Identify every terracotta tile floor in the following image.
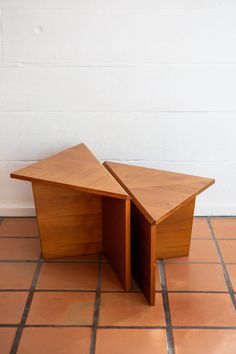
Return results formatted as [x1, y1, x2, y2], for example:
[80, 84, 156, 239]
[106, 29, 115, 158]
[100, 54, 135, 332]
[0, 216, 235, 354]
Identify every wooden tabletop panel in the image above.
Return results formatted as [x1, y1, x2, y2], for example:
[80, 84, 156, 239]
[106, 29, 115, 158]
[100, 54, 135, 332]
[104, 161, 215, 224]
[11, 144, 128, 199]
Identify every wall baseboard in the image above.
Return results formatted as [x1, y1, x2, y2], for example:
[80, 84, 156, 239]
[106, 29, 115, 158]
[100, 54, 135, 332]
[194, 204, 236, 216]
[0, 205, 35, 217]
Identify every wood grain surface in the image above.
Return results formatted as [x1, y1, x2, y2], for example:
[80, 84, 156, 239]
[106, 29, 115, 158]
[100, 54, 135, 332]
[10, 144, 131, 291]
[32, 182, 103, 259]
[104, 160, 215, 304]
[102, 197, 131, 291]
[104, 161, 214, 224]
[156, 198, 195, 259]
[11, 144, 128, 199]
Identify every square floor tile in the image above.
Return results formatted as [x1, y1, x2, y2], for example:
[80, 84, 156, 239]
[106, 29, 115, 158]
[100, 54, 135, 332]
[166, 240, 219, 263]
[169, 293, 236, 326]
[0, 292, 28, 324]
[165, 264, 227, 291]
[27, 292, 95, 325]
[101, 263, 124, 291]
[99, 293, 165, 326]
[101, 263, 140, 292]
[0, 239, 40, 260]
[226, 265, 236, 291]
[96, 329, 167, 354]
[17, 328, 91, 354]
[54, 253, 99, 262]
[173, 329, 236, 354]
[218, 240, 236, 263]
[0, 218, 39, 237]
[36, 263, 99, 290]
[211, 218, 236, 238]
[0, 328, 16, 354]
[0, 263, 36, 289]
[192, 218, 212, 238]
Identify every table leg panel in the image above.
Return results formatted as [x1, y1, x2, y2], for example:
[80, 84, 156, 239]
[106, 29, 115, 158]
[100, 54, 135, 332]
[131, 204, 156, 305]
[102, 197, 131, 291]
[32, 182, 103, 258]
[156, 198, 195, 259]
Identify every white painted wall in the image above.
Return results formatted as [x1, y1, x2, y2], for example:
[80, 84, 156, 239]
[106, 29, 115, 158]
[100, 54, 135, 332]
[0, 0, 236, 216]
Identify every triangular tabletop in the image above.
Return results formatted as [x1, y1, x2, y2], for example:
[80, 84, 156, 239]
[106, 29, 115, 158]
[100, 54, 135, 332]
[11, 144, 128, 199]
[104, 161, 215, 224]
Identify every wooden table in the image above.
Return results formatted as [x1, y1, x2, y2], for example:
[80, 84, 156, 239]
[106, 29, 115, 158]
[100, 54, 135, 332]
[104, 161, 215, 304]
[11, 144, 131, 290]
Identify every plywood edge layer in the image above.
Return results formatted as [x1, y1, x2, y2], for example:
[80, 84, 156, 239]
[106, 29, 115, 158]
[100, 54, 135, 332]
[10, 172, 129, 200]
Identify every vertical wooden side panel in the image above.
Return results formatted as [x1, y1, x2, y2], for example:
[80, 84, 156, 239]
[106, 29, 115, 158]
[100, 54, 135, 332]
[131, 203, 156, 305]
[156, 198, 196, 259]
[102, 197, 131, 291]
[32, 182, 103, 258]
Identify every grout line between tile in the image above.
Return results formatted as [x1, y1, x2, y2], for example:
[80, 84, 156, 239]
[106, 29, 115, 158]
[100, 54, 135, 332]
[97, 325, 167, 329]
[0, 289, 97, 293]
[89, 253, 103, 354]
[165, 290, 229, 294]
[9, 258, 43, 354]
[216, 238, 236, 240]
[24, 324, 92, 328]
[158, 260, 175, 354]
[2, 323, 236, 329]
[97, 325, 236, 329]
[0, 259, 100, 263]
[0, 289, 230, 294]
[172, 326, 236, 330]
[207, 217, 236, 311]
[206, 216, 236, 219]
[0, 324, 19, 328]
[164, 261, 236, 265]
[162, 261, 221, 264]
